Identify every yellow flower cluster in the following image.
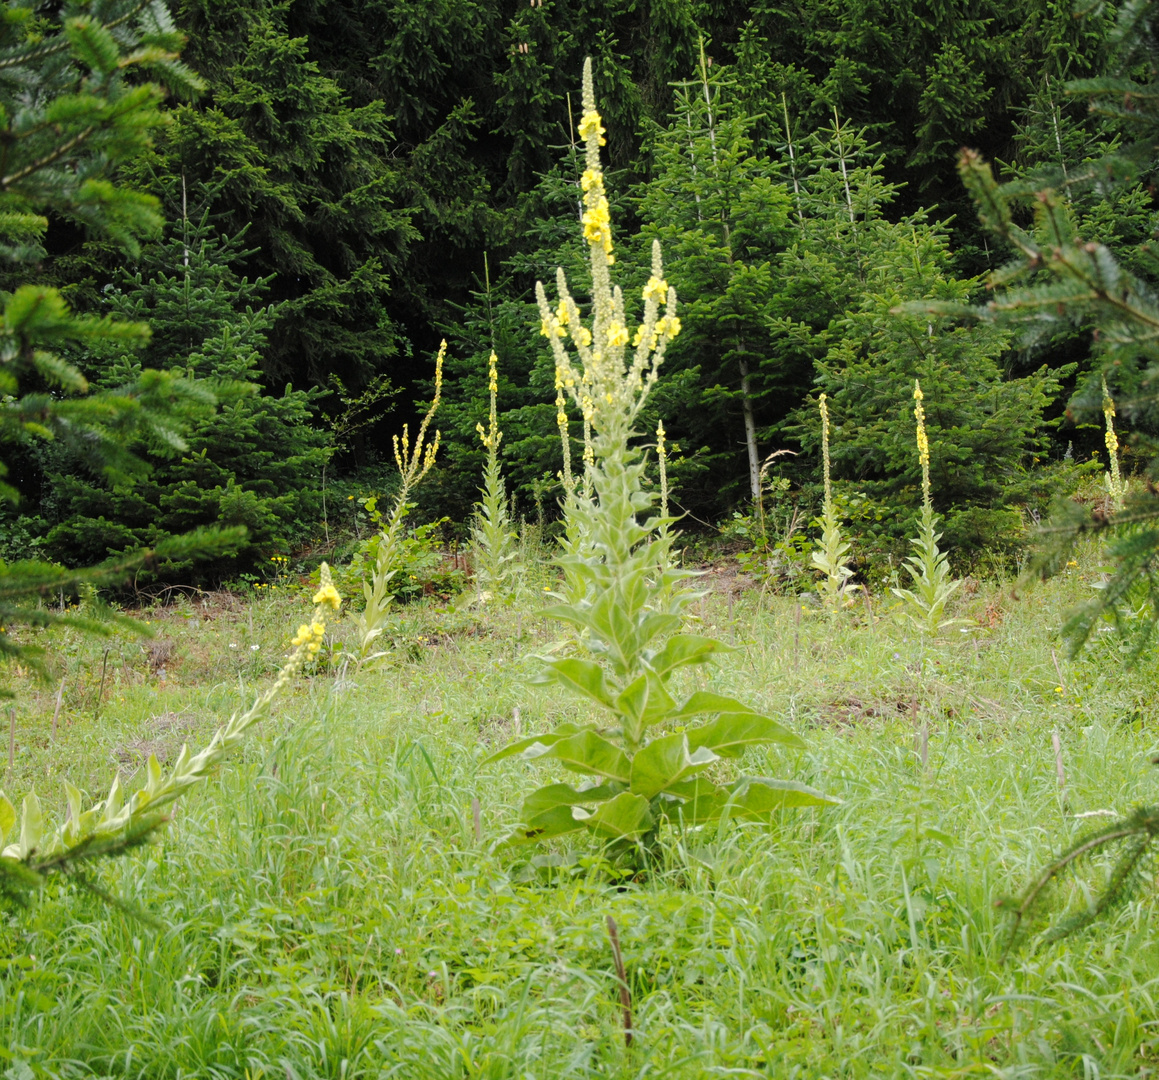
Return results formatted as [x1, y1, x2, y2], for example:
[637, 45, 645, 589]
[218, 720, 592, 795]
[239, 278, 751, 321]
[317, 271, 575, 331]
[582, 194, 613, 262]
[578, 110, 606, 146]
[312, 583, 342, 611]
[291, 620, 326, 654]
[532, 59, 679, 438]
[393, 340, 444, 484]
[642, 276, 668, 302]
[477, 351, 503, 451]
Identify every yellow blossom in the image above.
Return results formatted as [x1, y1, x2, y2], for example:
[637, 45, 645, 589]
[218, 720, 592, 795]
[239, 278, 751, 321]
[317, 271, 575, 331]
[578, 109, 606, 146]
[607, 321, 629, 347]
[656, 315, 681, 338]
[642, 276, 668, 302]
[581, 168, 601, 192]
[575, 326, 592, 347]
[312, 583, 342, 611]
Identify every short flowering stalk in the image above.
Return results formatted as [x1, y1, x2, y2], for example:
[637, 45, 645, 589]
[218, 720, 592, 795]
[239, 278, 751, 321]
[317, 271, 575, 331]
[0, 566, 343, 868]
[892, 381, 965, 634]
[471, 350, 521, 604]
[656, 419, 670, 522]
[1103, 376, 1125, 512]
[810, 394, 858, 607]
[487, 59, 832, 858]
[352, 342, 444, 667]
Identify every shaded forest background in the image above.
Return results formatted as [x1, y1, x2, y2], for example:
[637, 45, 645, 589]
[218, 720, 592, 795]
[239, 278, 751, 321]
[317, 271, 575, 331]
[2, 0, 1147, 582]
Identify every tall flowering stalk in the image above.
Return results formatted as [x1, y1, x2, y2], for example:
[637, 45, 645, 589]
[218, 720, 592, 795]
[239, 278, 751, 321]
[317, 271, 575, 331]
[0, 569, 342, 889]
[1103, 376, 1126, 512]
[351, 342, 444, 666]
[810, 393, 858, 607]
[485, 60, 832, 856]
[892, 381, 963, 634]
[471, 351, 520, 603]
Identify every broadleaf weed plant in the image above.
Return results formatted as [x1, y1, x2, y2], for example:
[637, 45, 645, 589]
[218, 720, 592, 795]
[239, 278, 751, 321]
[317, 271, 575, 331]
[0, 567, 343, 907]
[483, 60, 835, 862]
[471, 350, 521, 605]
[892, 381, 966, 634]
[811, 393, 858, 608]
[349, 342, 444, 668]
[1103, 376, 1126, 513]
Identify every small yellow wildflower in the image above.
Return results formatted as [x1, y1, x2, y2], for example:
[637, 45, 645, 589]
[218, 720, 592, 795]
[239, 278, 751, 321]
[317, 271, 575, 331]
[581, 167, 601, 192]
[574, 326, 592, 347]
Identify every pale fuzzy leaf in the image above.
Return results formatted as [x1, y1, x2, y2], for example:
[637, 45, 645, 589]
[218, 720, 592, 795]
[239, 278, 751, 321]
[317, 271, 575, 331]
[19, 792, 43, 857]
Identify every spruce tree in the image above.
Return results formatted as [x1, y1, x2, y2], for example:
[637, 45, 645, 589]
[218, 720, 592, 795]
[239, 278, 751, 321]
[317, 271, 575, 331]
[636, 52, 793, 509]
[781, 118, 1067, 554]
[39, 193, 328, 580]
[0, 0, 239, 682]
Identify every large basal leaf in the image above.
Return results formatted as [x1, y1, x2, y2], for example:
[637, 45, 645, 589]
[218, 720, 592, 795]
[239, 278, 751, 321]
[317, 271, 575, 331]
[521, 781, 620, 818]
[687, 712, 805, 757]
[727, 777, 839, 818]
[508, 804, 588, 844]
[659, 780, 729, 825]
[647, 635, 731, 679]
[525, 730, 631, 783]
[573, 792, 654, 841]
[531, 657, 615, 708]
[480, 722, 586, 766]
[629, 732, 718, 800]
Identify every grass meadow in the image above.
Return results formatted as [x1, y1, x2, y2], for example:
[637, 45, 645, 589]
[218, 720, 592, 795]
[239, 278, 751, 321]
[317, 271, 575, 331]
[3, 544, 1159, 1079]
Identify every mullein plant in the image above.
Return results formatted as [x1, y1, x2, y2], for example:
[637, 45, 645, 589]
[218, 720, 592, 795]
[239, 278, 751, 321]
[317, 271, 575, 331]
[471, 351, 521, 604]
[811, 394, 858, 607]
[1103, 376, 1126, 513]
[0, 569, 343, 908]
[350, 342, 444, 667]
[892, 381, 965, 634]
[484, 60, 833, 858]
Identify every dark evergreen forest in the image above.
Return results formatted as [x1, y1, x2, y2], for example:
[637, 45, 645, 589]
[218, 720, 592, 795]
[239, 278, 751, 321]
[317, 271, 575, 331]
[1, 0, 1149, 581]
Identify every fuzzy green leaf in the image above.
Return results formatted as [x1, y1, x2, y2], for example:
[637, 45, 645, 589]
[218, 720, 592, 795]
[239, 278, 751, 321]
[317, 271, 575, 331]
[647, 634, 731, 678]
[480, 723, 585, 766]
[533, 657, 615, 708]
[524, 730, 631, 783]
[728, 778, 839, 818]
[687, 713, 805, 757]
[520, 781, 620, 819]
[629, 732, 718, 800]
[573, 792, 654, 841]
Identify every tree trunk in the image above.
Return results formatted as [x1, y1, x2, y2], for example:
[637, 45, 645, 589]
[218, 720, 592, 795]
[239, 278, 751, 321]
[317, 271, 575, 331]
[739, 358, 760, 503]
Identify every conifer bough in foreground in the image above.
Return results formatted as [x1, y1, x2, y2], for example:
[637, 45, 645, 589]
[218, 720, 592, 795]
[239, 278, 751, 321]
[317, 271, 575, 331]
[484, 60, 835, 855]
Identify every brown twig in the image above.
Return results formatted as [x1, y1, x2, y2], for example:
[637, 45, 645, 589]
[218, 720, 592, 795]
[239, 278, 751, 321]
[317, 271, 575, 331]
[606, 915, 633, 1047]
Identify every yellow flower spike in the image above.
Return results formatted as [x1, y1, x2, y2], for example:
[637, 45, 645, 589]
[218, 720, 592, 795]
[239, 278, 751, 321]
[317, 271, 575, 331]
[291, 624, 312, 648]
[575, 326, 591, 348]
[581, 167, 602, 192]
[1103, 375, 1124, 510]
[913, 380, 931, 510]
